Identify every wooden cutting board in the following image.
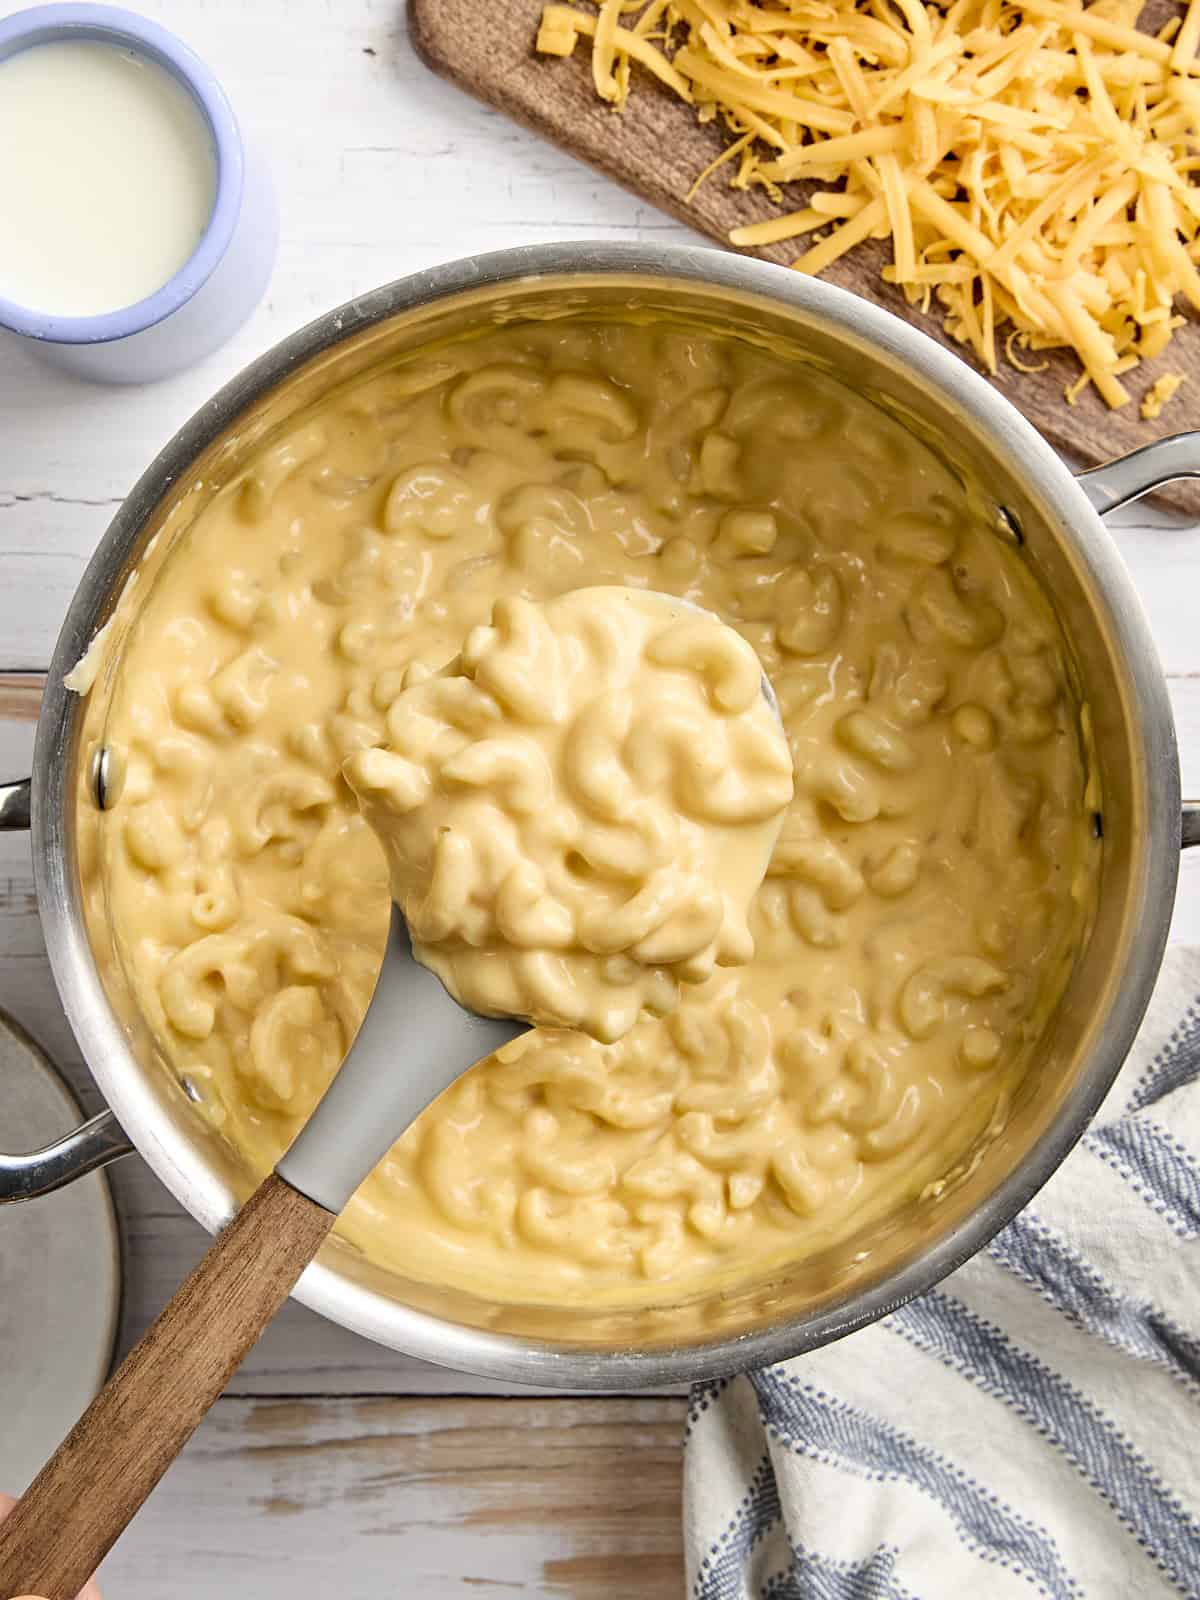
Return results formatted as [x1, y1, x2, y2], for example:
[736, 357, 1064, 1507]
[410, 0, 1200, 514]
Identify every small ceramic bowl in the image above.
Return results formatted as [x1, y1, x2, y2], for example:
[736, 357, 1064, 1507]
[0, 3, 277, 383]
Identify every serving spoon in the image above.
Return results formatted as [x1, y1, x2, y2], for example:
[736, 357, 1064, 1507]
[0, 597, 784, 1600]
[0, 907, 524, 1600]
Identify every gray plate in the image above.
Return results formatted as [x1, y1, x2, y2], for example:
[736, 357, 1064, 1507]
[0, 1016, 121, 1493]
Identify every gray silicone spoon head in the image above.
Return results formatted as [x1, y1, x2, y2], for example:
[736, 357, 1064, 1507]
[276, 905, 524, 1213]
[276, 592, 784, 1216]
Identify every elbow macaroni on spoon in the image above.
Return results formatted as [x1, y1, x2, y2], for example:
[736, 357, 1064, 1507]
[91, 316, 1098, 1305]
[344, 587, 793, 1042]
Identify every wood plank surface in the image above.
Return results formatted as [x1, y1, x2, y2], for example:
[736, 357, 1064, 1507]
[91, 1396, 686, 1599]
[0, 3, 1196, 1589]
[409, 0, 1200, 514]
[0, 1176, 343, 1600]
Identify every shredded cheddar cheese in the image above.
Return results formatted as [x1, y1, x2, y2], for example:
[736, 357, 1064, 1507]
[537, 0, 1200, 407]
[1141, 370, 1186, 415]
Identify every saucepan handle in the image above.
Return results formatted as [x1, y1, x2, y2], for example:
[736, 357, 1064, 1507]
[1073, 438, 1200, 851]
[0, 776, 31, 830]
[0, 773, 136, 1197]
[1075, 430, 1200, 515]
[0, 1110, 134, 1201]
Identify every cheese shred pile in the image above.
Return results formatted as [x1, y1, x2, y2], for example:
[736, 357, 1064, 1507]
[537, 0, 1200, 407]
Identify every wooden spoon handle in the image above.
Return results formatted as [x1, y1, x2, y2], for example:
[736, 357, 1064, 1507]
[0, 1172, 334, 1600]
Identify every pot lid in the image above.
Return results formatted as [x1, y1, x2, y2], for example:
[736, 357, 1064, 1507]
[0, 1012, 122, 1492]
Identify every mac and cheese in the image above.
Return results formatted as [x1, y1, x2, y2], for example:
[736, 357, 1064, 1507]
[345, 586, 792, 1041]
[90, 317, 1098, 1306]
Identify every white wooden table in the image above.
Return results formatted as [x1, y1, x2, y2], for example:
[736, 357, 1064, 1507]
[0, 2, 1197, 1592]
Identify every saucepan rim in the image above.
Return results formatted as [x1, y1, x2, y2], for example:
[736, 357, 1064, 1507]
[28, 241, 1182, 1386]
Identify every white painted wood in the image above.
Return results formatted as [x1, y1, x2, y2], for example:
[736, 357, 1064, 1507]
[93, 1396, 686, 1599]
[1102, 511, 1200, 680]
[0, 4, 1198, 1577]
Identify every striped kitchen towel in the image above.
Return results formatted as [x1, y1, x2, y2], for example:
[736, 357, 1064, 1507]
[684, 948, 1200, 1599]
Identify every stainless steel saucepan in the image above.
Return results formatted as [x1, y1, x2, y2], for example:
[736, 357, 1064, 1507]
[1, 241, 1197, 1388]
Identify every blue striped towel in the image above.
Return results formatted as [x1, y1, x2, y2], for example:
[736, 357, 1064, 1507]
[684, 948, 1200, 1599]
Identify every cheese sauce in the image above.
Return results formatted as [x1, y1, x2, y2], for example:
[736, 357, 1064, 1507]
[91, 317, 1098, 1306]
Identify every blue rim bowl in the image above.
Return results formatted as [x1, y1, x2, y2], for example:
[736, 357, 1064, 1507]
[0, 3, 243, 345]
